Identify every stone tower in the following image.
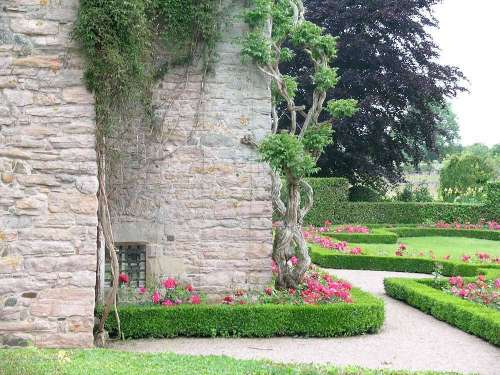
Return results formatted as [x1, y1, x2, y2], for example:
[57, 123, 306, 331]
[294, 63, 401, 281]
[0, 0, 272, 347]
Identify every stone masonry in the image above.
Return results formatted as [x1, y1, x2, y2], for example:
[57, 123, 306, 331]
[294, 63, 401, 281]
[0, 1, 98, 348]
[108, 0, 273, 297]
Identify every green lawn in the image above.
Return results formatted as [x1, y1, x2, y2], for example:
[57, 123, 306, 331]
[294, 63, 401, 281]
[348, 237, 500, 262]
[0, 348, 461, 375]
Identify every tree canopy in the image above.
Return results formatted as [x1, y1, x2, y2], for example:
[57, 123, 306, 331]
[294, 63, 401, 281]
[281, 0, 466, 187]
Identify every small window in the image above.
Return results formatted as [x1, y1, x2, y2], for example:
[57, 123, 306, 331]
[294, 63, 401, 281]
[105, 243, 146, 288]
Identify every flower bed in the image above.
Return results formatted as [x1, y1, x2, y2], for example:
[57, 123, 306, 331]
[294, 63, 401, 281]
[444, 275, 499, 310]
[387, 227, 500, 241]
[310, 244, 500, 277]
[97, 286, 384, 339]
[384, 277, 500, 346]
[102, 266, 384, 339]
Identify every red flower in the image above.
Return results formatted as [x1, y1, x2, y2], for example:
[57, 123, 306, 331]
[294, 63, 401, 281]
[462, 255, 471, 263]
[163, 277, 177, 289]
[271, 260, 278, 274]
[118, 273, 129, 284]
[235, 289, 245, 297]
[477, 275, 486, 282]
[288, 288, 296, 296]
[190, 295, 201, 305]
[223, 295, 233, 304]
[264, 287, 273, 296]
[138, 287, 146, 294]
[185, 284, 193, 292]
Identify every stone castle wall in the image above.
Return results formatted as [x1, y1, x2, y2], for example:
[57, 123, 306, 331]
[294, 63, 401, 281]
[0, 1, 98, 347]
[108, 0, 273, 297]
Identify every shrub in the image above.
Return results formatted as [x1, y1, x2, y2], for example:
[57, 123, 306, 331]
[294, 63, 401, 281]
[306, 202, 498, 226]
[96, 287, 384, 339]
[485, 181, 500, 210]
[326, 229, 398, 244]
[388, 227, 500, 241]
[348, 185, 383, 202]
[384, 278, 500, 346]
[395, 183, 433, 202]
[310, 245, 500, 277]
[439, 153, 496, 203]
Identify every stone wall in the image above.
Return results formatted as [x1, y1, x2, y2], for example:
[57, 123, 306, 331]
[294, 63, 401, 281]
[108, 0, 273, 297]
[0, 1, 98, 347]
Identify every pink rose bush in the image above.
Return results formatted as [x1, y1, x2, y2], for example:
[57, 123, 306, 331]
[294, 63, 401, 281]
[303, 226, 363, 255]
[445, 275, 499, 310]
[335, 225, 369, 234]
[434, 220, 500, 231]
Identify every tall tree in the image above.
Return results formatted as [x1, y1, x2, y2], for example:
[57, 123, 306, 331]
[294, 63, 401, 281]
[282, 0, 466, 186]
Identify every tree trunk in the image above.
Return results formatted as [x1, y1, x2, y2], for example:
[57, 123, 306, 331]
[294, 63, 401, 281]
[272, 177, 311, 289]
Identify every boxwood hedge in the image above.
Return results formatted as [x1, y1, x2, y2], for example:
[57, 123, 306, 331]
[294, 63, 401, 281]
[326, 229, 398, 244]
[387, 227, 500, 241]
[384, 278, 500, 346]
[310, 245, 500, 277]
[97, 288, 384, 339]
[305, 202, 498, 226]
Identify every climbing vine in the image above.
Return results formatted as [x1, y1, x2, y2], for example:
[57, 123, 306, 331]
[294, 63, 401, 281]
[242, 0, 358, 289]
[73, 0, 220, 345]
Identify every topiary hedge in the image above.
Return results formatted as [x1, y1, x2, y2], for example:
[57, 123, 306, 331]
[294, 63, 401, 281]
[388, 227, 500, 241]
[310, 245, 500, 277]
[305, 202, 499, 226]
[326, 229, 398, 244]
[384, 278, 500, 346]
[97, 288, 384, 339]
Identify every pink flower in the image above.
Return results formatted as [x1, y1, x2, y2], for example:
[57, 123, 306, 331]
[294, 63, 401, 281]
[271, 260, 278, 274]
[443, 255, 450, 260]
[477, 275, 486, 282]
[462, 255, 471, 263]
[190, 295, 201, 305]
[288, 288, 296, 295]
[235, 289, 245, 297]
[350, 247, 362, 255]
[398, 243, 407, 250]
[395, 250, 404, 257]
[138, 287, 146, 294]
[324, 220, 332, 227]
[163, 277, 177, 289]
[477, 252, 490, 261]
[458, 289, 468, 297]
[290, 256, 298, 266]
[449, 276, 463, 288]
[264, 287, 273, 296]
[118, 273, 129, 284]
[495, 279, 500, 289]
[152, 290, 160, 304]
[185, 284, 193, 292]
[162, 299, 174, 307]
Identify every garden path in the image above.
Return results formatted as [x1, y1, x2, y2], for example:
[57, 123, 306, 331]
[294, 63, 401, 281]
[109, 270, 500, 375]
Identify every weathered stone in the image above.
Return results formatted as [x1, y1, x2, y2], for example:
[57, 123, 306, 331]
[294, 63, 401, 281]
[62, 86, 94, 104]
[10, 19, 59, 36]
[1, 336, 31, 347]
[21, 292, 37, 298]
[12, 56, 61, 71]
[4, 297, 17, 307]
[1, 173, 14, 184]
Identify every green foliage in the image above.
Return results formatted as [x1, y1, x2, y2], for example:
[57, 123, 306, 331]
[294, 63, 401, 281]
[313, 66, 339, 92]
[349, 185, 384, 202]
[302, 124, 334, 156]
[485, 181, 500, 208]
[326, 229, 398, 244]
[282, 75, 299, 98]
[304, 202, 498, 226]
[290, 21, 338, 59]
[259, 133, 317, 178]
[241, 31, 272, 65]
[384, 278, 500, 346]
[310, 245, 500, 278]
[74, 0, 219, 132]
[96, 289, 384, 339]
[299, 178, 350, 223]
[439, 153, 496, 203]
[326, 99, 359, 119]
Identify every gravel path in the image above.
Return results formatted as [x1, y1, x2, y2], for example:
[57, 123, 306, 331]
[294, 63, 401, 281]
[109, 270, 500, 374]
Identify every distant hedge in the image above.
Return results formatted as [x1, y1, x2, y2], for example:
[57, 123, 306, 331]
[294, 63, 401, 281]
[326, 229, 398, 244]
[310, 245, 500, 277]
[388, 227, 500, 241]
[384, 278, 500, 346]
[304, 202, 499, 226]
[97, 288, 384, 339]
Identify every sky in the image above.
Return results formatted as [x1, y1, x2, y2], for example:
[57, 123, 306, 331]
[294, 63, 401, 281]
[432, 0, 500, 146]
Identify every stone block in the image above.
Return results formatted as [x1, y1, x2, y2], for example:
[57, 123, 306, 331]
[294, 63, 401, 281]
[10, 19, 59, 36]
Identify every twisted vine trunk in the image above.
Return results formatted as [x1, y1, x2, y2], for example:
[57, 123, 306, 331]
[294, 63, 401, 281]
[272, 173, 312, 289]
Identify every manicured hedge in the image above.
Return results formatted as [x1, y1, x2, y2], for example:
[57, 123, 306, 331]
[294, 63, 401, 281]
[305, 202, 498, 226]
[97, 288, 384, 339]
[384, 278, 500, 346]
[310, 245, 500, 277]
[388, 227, 500, 241]
[302, 178, 350, 225]
[326, 229, 398, 244]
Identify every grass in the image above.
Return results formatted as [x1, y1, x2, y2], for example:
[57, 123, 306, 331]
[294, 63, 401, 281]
[0, 348, 462, 375]
[342, 236, 500, 262]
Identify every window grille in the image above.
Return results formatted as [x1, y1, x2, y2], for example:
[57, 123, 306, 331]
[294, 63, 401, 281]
[105, 243, 146, 288]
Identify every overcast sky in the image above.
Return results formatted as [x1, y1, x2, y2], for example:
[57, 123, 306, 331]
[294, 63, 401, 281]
[432, 0, 500, 146]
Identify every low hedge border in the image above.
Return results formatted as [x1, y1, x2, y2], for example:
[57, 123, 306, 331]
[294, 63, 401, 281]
[97, 288, 384, 339]
[310, 245, 500, 277]
[326, 229, 398, 244]
[387, 227, 500, 241]
[384, 277, 500, 346]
